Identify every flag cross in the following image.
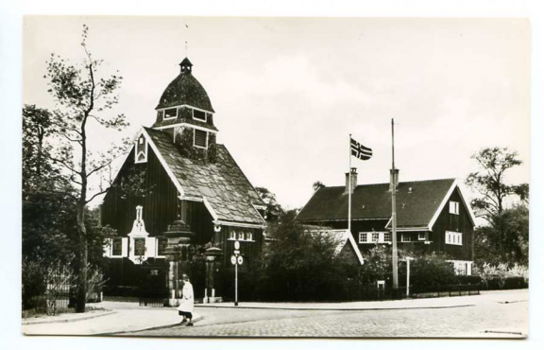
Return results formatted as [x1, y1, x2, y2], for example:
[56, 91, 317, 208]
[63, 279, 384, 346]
[350, 138, 373, 160]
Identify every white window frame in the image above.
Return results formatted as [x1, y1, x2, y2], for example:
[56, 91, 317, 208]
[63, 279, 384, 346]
[401, 233, 412, 242]
[246, 231, 253, 241]
[383, 232, 392, 242]
[418, 232, 426, 241]
[445, 230, 463, 246]
[449, 201, 460, 215]
[193, 128, 209, 149]
[359, 232, 390, 244]
[111, 237, 123, 257]
[163, 107, 178, 120]
[192, 108, 207, 122]
[134, 134, 148, 164]
[228, 230, 236, 240]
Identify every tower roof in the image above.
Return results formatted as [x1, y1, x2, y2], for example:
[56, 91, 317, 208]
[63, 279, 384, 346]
[155, 57, 215, 112]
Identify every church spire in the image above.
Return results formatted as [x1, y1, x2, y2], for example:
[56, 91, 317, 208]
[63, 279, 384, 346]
[179, 57, 193, 74]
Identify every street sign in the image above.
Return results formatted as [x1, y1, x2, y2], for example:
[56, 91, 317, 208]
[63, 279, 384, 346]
[234, 249, 240, 255]
[237, 255, 244, 265]
[230, 255, 237, 265]
[234, 240, 240, 250]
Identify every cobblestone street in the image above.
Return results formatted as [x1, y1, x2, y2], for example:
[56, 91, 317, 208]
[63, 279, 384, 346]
[124, 291, 527, 338]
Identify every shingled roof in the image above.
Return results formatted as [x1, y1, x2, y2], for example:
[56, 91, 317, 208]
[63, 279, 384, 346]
[297, 179, 458, 229]
[155, 60, 215, 112]
[143, 128, 265, 225]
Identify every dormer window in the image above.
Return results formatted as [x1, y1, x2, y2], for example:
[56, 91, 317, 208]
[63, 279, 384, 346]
[193, 129, 208, 149]
[135, 134, 148, 163]
[192, 109, 207, 122]
[163, 108, 177, 120]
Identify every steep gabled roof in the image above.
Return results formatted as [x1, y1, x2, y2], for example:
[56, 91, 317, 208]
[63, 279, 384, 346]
[142, 127, 265, 226]
[297, 178, 465, 229]
[303, 226, 364, 265]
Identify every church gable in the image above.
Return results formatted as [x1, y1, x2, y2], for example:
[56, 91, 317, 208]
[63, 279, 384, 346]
[143, 127, 265, 226]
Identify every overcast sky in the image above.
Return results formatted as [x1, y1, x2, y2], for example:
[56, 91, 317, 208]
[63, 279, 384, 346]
[23, 16, 530, 209]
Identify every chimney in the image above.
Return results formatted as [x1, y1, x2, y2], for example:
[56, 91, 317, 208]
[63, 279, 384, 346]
[344, 167, 358, 194]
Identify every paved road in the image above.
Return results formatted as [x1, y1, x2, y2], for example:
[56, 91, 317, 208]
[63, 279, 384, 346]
[124, 293, 527, 338]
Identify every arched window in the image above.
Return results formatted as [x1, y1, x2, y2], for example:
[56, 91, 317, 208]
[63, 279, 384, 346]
[135, 134, 148, 164]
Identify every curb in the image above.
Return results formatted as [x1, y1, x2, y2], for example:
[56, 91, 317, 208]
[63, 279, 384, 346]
[195, 303, 476, 311]
[22, 310, 116, 325]
[104, 314, 204, 335]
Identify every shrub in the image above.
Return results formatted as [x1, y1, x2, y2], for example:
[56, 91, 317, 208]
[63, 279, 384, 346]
[22, 258, 47, 310]
[474, 262, 529, 290]
[399, 253, 458, 293]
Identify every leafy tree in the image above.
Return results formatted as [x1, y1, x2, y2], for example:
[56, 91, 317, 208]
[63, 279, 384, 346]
[43, 24, 129, 312]
[255, 187, 283, 223]
[474, 204, 529, 266]
[466, 147, 529, 266]
[257, 210, 351, 301]
[466, 147, 527, 221]
[22, 105, 68, 196]
[312, 180, 325, 192]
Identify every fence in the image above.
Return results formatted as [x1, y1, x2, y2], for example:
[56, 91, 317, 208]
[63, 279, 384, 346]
[138, 297, 168, 307]
[24, 284, 71, 316]
[410, 283, 480, 298]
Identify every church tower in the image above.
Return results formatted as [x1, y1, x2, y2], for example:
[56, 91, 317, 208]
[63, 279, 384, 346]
[152, 57, 218, 161]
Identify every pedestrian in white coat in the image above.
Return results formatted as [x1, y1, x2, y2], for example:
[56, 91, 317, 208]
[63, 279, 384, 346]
[177, 273, 194, 326]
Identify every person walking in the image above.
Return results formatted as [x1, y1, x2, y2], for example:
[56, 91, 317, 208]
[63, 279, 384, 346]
[177, 273, 195, 326]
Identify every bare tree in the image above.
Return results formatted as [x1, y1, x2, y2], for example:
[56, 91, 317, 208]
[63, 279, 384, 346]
[44, 24, 129, 312]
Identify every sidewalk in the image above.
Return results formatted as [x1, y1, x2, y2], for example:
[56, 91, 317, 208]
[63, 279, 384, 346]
[22, 301, 201, 336]
[21, 289, 527, 336]
[197, 289, 528, 311]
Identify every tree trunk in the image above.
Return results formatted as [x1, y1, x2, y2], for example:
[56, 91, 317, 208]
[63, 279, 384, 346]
[75, 202, 87, 312]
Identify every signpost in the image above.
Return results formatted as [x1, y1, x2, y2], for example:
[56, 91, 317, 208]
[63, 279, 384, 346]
[231, 240, 243, 306]
[405, 257, 414, 297]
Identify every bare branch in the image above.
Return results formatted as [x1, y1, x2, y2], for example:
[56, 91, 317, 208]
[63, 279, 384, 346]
[87, 160, 113, 177]
[85, 188, 110, 204]
[46, 154, 80, 175]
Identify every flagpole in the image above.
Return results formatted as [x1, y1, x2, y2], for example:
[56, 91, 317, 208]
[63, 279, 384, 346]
[348, 133, 352, 233]
[391, 118, 399, 291]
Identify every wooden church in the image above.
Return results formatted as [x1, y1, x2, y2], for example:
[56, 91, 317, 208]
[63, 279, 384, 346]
[101, 57, 266, 304]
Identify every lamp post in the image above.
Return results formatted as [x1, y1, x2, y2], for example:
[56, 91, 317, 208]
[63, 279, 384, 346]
[204, 246, 222, 303]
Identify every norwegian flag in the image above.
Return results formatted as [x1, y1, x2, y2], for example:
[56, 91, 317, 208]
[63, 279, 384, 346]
[350, 137, 372, 160]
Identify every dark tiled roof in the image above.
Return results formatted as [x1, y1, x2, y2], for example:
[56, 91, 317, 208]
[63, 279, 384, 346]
[156, 71, 215, 112]
[297, 179, 456, 228]
[144, 128, 265, 225]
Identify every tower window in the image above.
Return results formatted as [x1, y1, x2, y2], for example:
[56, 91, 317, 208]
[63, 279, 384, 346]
[135, 134, 148, 164]
[164, 108, 177, 120]
[192, 109, 207, 122]
[193, 129, 208, 149]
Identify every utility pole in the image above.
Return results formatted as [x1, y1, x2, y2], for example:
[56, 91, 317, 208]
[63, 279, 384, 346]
[348, 134, 352, 233]
[390, 118, 399, 290]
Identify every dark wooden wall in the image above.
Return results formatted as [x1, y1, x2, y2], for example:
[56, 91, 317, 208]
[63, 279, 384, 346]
[429, 187, 474, 261]
[101, 147, 179, 237]
[101, 145, 215, 243]
[298, 187, 474, 261]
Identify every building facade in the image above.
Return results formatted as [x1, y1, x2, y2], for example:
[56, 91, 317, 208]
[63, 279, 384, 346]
[296, 169, 476, 275]
[101, 58, 266, 304]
